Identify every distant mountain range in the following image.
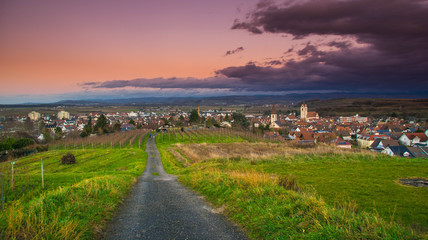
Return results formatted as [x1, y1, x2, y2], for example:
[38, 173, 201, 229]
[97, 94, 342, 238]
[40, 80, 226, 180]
[1, 92, 427, 107]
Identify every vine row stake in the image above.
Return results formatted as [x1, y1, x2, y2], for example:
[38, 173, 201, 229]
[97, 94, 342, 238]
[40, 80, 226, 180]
[41, 158, 44, 189]
[11, 162, 15, 190]
[1, 172, 4, 210]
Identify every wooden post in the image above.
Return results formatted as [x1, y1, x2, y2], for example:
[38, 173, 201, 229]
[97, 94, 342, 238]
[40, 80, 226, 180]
[1, 172, 4, 209]
[41, 158, 44, 189]
[11, 162, 15, 190]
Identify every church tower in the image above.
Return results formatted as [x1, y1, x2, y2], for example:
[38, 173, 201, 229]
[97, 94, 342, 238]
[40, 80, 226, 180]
[300, 104, 308, 122]
[271, 104, 278, 123]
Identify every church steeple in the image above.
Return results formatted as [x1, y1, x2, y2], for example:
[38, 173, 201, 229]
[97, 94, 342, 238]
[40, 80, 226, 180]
[300, 103, 308, 122]
[271, 104, 277, 123]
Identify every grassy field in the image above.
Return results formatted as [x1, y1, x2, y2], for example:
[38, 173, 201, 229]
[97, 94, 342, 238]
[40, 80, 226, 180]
[0, 131, 149, 239]
[156, 129, 427, 239]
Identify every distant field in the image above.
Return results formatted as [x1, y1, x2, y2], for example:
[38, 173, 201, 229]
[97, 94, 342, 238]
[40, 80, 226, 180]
[156, 130, 427, 239]
[305, 98, 428, 118]
[0, 131, 149, 239]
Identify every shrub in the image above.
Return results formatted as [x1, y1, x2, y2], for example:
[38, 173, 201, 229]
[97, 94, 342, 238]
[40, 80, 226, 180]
[12, 138, 34, 149]
[36, 145, 49, 152]
[61, 153, 76, 164]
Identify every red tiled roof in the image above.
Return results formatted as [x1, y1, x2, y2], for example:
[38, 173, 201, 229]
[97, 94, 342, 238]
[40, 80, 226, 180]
[405, 133, 428, 142]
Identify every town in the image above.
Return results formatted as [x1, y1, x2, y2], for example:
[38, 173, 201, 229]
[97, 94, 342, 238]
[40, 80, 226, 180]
[1, 103, 427, 159]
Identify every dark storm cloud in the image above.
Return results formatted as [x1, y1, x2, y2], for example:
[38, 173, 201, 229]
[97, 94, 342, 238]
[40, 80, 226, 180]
[229, 0, 428, 91]
[83, 0, 428, 94]
[265, 60, 283, 65]
[327, 41, 351, 50]
[224, 46, 245, 56]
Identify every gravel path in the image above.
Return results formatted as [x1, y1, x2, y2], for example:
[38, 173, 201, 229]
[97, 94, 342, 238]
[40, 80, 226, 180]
[104, 136, 248, 240]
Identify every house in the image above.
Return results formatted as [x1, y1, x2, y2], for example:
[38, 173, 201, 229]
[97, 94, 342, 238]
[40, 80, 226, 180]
[389, 132, 403, 140]
[45, 123, 57, 133]
[285, 115, 297, 121]
[406, 147, 428, 158]
[270, 121, 286, 129]
[264, 131, 284, 141]
[315, 132, 336, 144]
[336, 130, 352, 141]
[293, 130, 315, 143]
[220, 121, 232, 128]
[332, 137, 352, 149]
[370, 139, 400, 151]
[357, 134, 390, 148]
[398, 133, 428, 146]
[382, 146, 414, 158]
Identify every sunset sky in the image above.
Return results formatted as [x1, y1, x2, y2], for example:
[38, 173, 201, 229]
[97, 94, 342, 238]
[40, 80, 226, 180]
[1, 0, 427, 104]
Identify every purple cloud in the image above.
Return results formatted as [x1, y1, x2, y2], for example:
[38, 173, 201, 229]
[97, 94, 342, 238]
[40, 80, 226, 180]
[228, 0, 428, 91]
[224, 46, 245, 56]
[82, 0, 428, 94]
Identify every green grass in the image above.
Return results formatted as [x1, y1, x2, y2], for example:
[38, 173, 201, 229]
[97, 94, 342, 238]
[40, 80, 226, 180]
[156, 131, 427, 239]
[0, 132, 150, 239]
[190, 154, 428, 232]
[180, 170, 418, 239]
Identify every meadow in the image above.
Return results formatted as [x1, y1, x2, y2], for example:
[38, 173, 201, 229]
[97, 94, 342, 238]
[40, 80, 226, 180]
[156, 128, 428, 239]
[0, 130, 149, 239]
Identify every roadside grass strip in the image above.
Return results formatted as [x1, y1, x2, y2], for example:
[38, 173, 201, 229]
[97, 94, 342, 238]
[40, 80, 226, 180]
[180, 170, 420, 240]
[1, 175, 134, 240]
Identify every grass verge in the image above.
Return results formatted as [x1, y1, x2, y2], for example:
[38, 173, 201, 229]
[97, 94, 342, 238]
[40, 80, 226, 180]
[155, 133, 426, 239]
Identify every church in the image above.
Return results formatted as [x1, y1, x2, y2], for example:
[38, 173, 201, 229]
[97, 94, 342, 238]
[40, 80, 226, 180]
[269, 105, 285, 129]
[300, 104, 319, 122]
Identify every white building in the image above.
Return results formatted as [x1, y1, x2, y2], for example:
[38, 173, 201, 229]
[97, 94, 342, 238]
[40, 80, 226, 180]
[28, 111, 41, 121]
[57, 111, 70, 120]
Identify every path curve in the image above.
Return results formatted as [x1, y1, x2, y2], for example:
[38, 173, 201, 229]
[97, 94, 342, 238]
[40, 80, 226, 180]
[104, 135, 248, 240]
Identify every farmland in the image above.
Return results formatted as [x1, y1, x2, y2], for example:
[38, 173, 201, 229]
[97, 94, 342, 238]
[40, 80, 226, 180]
[156, 128, 428, 239]
[0, 130, 149, 239]
[0, 127, 427, 239]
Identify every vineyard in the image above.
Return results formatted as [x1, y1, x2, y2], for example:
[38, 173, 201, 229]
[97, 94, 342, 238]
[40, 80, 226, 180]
[155, 127, 266, 144]
[0, 129, 150, 239]
[52, 129, 150, 150]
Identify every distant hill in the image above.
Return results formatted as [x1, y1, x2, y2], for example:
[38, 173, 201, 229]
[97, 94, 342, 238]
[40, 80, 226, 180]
[302, 98, 428, 118]
[1, 92, 427, 109]
[48, 92, 428, 106]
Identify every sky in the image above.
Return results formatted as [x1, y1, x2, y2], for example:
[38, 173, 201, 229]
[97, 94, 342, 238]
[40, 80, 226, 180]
[1, 0, 427, 104]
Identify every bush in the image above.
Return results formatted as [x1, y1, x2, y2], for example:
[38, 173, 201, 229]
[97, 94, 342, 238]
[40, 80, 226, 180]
[0, 137, 34, 151]
[61, 153, 77, 164]
[36, 145, 49, 152]
[12, 138, 34, 149]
